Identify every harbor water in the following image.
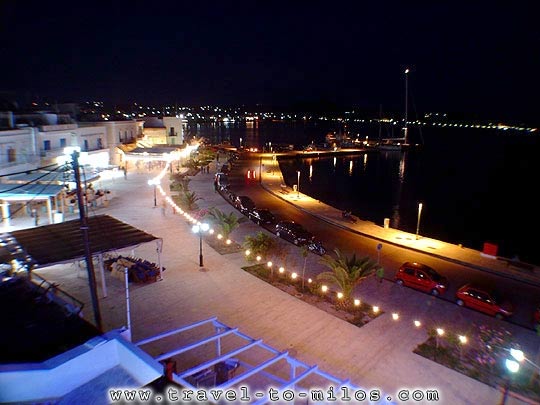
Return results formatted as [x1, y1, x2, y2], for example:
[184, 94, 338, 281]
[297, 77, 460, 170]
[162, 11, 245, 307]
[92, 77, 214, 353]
[186, 121, 540, 265]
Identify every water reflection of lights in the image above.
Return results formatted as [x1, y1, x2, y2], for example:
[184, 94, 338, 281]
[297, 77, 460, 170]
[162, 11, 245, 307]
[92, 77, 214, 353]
[349, 160, 353, 176]
[333, 157, 337, 168]
[363, 153, 368, 170]
[309, 164, 313, 181]
[399, 153, 406, 181]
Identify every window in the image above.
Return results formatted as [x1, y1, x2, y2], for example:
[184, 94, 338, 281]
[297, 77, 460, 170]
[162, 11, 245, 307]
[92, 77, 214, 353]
[97, 138, 103, 149]
[7, 147, 16, 163]
[169, 127, 175, 136]
[60, 138, 67, 148]
[404, 268, 414, 276]
[83, 139, 89, 151]
[119, 131, 122, 142]
[44, 140, 51, 151]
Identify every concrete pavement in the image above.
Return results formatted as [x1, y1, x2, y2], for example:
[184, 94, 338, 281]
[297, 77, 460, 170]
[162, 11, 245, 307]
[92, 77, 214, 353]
[30, 160, 537, 405]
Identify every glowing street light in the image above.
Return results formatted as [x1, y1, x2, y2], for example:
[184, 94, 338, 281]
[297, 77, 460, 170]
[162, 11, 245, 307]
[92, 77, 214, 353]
[148, 179, 158, 207]
[296, 170, 301, 198]
[192, 223, 209, 267]
[415, 202, 423, 240]
[500, 357, 520, 405]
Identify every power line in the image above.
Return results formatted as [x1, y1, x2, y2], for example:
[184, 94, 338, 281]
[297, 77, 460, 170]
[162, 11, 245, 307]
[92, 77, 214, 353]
[0, 162, 59, 178]
[0, 166, 66, 221]
[0, 165, 63, 194]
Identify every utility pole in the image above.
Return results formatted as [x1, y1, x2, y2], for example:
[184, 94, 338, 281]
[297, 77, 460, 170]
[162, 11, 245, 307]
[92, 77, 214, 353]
[72, 151, 103, 331]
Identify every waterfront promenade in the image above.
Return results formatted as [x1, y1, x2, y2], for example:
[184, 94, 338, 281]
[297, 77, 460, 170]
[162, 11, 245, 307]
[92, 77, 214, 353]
[27, 157, 538, 405]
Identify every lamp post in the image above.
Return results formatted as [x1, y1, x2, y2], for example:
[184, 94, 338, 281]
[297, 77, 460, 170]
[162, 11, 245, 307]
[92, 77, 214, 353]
[415, 202, 423, 240]
[499, 358, 520, 405]
[404, 67, 409, 145]
[148, 179, 157, 207]
[192, 223, 209, 267]
[297, 170, 300, 198]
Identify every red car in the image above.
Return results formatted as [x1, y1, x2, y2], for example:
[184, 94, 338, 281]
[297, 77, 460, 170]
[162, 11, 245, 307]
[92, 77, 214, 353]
[394, 262, 448, 296]
[455, 284, 514, 319]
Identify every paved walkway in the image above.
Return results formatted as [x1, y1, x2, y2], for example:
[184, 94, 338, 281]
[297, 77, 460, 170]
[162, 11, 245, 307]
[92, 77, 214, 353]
[28, 160, 537, 405]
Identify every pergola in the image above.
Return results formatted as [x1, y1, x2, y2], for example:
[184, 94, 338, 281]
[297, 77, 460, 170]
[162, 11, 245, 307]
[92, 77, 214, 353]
[135, 317, 395, 404]
[0, 214, 163, 297]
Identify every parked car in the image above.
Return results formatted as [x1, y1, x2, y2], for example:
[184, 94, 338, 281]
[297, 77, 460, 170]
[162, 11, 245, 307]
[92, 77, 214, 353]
[234, 195, 256, 214]
[214, 172, 229, 190]
[307, 239, 327, 255]
[224, 189, 237, 203]
[394, 262, 448, 296]
[248, 208, 275, 225]
[455, 283, 514, 319]
[275, 220, 314, 246]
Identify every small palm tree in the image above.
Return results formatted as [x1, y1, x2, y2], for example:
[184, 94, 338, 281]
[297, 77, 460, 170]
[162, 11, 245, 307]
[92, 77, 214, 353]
[178, 190, 201, 211]
[317, 249, 381, 310]
[243, 231, 276, 262]
[170, 173, 190, 192]
[206, 207, 244, 239]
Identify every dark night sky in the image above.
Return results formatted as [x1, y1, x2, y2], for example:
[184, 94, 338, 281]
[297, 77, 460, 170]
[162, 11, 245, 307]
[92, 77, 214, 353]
[1, 1, 538, 122]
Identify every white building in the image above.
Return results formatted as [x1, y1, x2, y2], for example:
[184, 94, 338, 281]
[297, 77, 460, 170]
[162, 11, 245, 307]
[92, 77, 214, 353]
[79, 119, 143, 166]
[141, 116, 183, 146]
[0, 127, 39, 176]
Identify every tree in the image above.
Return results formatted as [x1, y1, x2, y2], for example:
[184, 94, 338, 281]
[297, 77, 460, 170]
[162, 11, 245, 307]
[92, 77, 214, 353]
[175, 190, 201, 211]
[206, 207, 244, 239]
[317, 249, 381, 309]
[243, 231, 276, 262]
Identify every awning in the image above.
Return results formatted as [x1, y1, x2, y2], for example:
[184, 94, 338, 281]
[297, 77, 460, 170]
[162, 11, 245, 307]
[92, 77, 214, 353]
[4, 170, 100, 186]
[1, 214, 159, 267]
[0, 183, 65, 201]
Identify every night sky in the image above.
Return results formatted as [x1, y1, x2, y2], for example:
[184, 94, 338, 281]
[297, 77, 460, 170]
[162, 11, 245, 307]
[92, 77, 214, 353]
[1, 2, 538, 122]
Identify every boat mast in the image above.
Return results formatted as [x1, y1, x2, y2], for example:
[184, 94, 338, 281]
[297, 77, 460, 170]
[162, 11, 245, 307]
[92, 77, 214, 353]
[404, 68, 409, 145]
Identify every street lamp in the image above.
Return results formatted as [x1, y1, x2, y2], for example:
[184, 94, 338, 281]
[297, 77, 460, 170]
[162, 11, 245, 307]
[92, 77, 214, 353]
[148, 179, 157, 207]
[415, 202, 423, 240]
[192, 223, 209, 267]
[500, 357, 520, 405]
[297, 170, 300, 198]
[404, 68, 409, 145]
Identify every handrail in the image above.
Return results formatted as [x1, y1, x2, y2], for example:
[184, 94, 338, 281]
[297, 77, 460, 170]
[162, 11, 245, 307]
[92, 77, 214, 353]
[30, 272, 84, 315]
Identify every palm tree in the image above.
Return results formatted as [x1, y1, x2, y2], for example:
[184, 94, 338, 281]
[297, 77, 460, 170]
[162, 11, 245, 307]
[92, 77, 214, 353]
[170, 177, 190, 193]
[176, 190, 201, 211]
[206, 207, 244, 239]
[243, 231, 276, 262]
[317, 249, 381, 310]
